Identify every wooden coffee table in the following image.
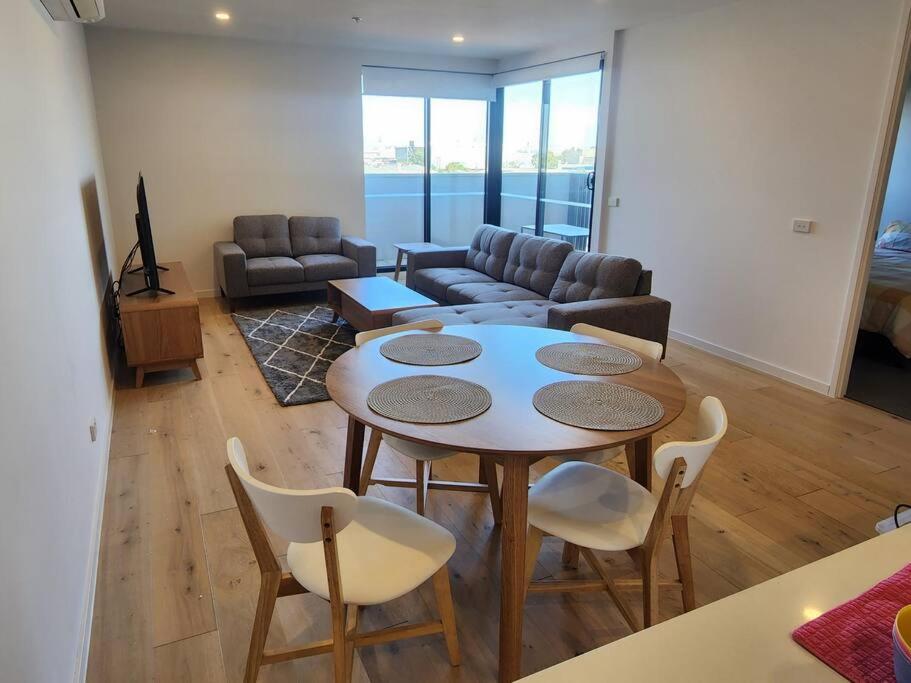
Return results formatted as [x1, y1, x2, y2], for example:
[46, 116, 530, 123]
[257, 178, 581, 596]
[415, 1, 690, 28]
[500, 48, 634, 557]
[326, 276, 439, 332]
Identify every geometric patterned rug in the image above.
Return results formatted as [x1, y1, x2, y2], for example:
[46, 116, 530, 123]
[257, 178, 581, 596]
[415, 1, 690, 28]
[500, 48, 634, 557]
[231, 303, 355, 406]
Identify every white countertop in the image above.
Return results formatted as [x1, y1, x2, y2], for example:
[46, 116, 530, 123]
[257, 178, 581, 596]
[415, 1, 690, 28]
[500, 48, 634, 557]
[521, 525, 911, 682]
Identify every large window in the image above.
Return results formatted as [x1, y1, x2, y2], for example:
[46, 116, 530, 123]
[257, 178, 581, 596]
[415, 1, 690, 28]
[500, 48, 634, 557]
[361, 63, 602, 269]
[500, 82, 543, 233]
[362, 96, 425, 267]
[362, 96, 488, 266]
[430, 99, 488, 247]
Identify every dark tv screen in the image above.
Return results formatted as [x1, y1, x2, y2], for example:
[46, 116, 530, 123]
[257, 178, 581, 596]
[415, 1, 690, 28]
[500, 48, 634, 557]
[136, 174, 159, 290]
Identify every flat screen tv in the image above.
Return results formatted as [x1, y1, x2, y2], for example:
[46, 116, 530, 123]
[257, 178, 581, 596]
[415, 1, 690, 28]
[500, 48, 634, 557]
[126, 174, 173, 296]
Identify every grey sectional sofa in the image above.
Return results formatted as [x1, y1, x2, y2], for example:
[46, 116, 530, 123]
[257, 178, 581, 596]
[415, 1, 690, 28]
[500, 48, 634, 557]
[394, 224, 671, 350]
[214, 215, 376, 310]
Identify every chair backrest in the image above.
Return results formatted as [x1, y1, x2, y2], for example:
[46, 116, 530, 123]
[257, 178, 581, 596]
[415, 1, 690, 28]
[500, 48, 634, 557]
[355, 319, 444, 347]
[465, 224, 517, 280]
[570, 323, 663, 361]
[549, 252, 643, 303]
[289, 216, 342, 256]
[226, 437, 358, 543]
[233, 214, 291, 258]
[653, 396, 727, 488]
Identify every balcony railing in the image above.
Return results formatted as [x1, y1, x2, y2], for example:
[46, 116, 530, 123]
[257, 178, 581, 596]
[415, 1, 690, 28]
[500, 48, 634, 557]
[365, 171, 592, 266]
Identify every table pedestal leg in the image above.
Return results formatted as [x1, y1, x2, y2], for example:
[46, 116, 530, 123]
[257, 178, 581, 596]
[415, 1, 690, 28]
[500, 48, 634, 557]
[499, 457, 530, 682]
[342, 416, 365, 492]
[626, 436, 653, 490]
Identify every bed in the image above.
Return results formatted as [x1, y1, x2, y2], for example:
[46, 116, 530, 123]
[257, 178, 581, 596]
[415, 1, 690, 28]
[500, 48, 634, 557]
[860, 222, 911, 359]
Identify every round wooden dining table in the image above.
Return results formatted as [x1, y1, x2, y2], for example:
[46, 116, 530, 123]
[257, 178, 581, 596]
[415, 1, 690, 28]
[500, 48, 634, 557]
[326, 324, 687, 682]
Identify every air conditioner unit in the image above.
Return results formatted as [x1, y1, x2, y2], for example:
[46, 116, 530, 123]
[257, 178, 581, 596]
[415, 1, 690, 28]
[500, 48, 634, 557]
[40, 0, 105, 23]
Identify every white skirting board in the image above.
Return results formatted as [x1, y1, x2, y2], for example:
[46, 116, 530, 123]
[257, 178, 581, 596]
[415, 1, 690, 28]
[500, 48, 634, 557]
[73, 378, 116, 683]
[668, 329, 831, 395]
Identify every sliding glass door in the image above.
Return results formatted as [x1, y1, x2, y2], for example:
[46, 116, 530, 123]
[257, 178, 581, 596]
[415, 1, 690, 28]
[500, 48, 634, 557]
[498, 68, 602, 251]
[362, 95, 425, 267]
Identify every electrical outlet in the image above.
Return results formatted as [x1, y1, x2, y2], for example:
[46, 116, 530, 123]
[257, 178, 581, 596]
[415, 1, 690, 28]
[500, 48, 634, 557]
[89, 418, 97, 443]
[793, 219, 812, 234]
[607, 196, 621, 208]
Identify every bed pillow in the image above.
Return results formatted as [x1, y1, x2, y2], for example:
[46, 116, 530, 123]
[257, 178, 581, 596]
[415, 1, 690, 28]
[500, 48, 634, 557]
[877, 221, 911, 253]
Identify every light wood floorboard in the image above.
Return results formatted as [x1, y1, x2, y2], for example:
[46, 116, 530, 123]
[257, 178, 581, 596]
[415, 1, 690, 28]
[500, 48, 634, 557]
[87, 297, 911, 681]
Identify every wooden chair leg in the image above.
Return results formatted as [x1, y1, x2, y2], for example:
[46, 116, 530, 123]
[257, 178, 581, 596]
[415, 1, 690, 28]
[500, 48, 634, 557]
[415, 459, 431, 516]
[345, 605, 359, 681]
[330, 599, 348, 683]
[672, 514, 696, 612]
[482, 458, 502, 524]
[244, 570, 281, 683]
[580, 547, 639, 633]
[525, 526, 544, 594]
[431, 567, 461, 666]
[561, 542, 580, 569]
[641, 553, 660, 628]
[359, 429, 383, 496]
[477, 458, 488, 485]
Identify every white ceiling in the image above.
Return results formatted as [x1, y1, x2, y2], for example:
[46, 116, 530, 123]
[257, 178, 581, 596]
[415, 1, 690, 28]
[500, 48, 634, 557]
[98, 0, 739, 60]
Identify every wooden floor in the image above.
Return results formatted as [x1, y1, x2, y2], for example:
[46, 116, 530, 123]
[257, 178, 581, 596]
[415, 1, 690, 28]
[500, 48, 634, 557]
[87, 296, 911, 682]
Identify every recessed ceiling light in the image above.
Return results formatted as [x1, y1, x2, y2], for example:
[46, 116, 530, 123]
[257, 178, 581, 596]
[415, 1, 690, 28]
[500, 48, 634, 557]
[452, 34, 465, 43]
[214, 11, 231, 22]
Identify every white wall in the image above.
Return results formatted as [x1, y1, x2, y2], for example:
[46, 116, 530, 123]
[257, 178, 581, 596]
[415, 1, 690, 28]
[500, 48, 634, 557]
[85, 28, 496, 293]
[0, 2, 114, 681]
[601, 0, 903, 391]
[880, 78, 911, 231]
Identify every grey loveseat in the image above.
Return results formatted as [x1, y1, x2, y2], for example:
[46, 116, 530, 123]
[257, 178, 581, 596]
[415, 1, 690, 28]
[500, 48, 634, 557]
[394, 224, 671, 350]
[214, 215, 376, 310]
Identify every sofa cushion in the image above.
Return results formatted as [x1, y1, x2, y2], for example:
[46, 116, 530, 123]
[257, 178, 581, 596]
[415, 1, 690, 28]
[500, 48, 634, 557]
[290, 216, 342, 256]
[296, 254, 358, 282]
[464, 225, 517, 279]
[550, 252, 643, 303]
[446, 281, 547, 305]
[392, 300, 555, 328]
[234, 215, 291, 258]
[413, 267, 496, 302]
[503, 234, 573, 297]
[246, 256, 305, 286]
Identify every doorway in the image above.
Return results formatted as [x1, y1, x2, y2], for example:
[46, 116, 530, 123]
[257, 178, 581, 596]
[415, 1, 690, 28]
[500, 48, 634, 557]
[845, 74, 911, 419]
[498, 69, 602, 250]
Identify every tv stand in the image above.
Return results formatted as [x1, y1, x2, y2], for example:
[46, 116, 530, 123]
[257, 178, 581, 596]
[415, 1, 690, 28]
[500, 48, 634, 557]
[127, 263, 170, 275]
[125, 284, 175, 297]
[119, 261, 204, 387]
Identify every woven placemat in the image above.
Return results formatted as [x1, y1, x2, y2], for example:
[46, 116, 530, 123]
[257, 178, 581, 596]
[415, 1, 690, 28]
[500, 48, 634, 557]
[380, 333, 482, 366]
[367, 375, 491, 424]
[533, 380, 664, 431]
[536, 342, 642, 376]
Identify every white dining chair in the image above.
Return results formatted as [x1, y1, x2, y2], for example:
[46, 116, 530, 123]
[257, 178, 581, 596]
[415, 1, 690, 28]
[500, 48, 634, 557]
[555, 324, 664, 470]
[524, 396, 727, 629]
[356, 320, 502, 522]
[225, 437, 461, 683]
[569, 322, 664, 361]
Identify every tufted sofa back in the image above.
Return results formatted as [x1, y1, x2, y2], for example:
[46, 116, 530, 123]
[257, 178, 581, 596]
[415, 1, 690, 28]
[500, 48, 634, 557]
[502, 233, 573, 297]
[465, 225, 517, 280]
[234, 215, 292, 258]
[549, 252, 643, 303]
[290, 216, 342, 256]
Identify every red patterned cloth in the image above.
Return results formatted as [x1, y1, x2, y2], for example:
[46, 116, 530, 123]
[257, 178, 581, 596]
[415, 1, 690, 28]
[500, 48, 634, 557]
[792, 562, 911, 682]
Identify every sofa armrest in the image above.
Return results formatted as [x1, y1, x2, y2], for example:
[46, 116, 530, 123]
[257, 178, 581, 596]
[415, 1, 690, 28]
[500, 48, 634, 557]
[405, 247, 469, 289]
[547, 296, 671, 353]
[342, 236, 377, 277]
[214, 241, 249, 298]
